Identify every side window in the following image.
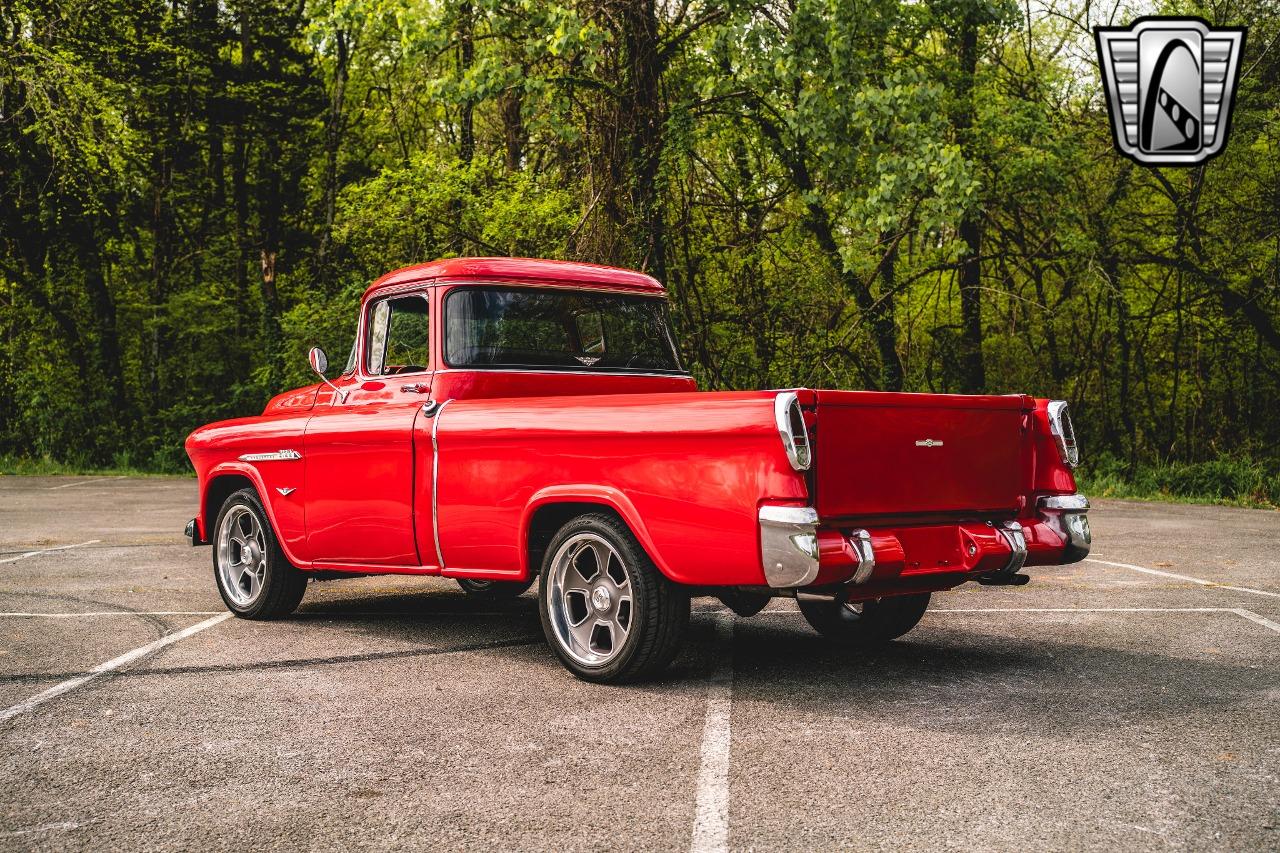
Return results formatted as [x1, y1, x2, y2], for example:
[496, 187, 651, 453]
[366, 294, 431, 376]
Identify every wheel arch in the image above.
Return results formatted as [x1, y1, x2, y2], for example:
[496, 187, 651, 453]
[520, 486, 675, 582]
[202, 463, 307, 567]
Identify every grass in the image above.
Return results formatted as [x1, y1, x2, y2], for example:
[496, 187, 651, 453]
[0, 454, 192, 478]
[1078, 454, 1279, 511]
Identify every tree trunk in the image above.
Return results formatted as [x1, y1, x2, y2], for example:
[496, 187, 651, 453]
[231, 6, 252, 331]
[618, 0, 665, 281]
[499, 78, 525, 171]
[953, 13, 986, 393]
[457, 0, 475, 164]
[317, 26, 349, 278]
[876, 232, 905, 391]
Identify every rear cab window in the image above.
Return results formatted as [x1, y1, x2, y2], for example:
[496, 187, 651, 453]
[443, 286, 683, 373]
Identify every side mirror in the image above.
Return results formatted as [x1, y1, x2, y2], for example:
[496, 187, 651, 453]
[308, 346, 346, 403]
[308, 346, 329, 376]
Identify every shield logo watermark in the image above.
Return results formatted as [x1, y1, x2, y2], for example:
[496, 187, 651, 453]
[1095, 17, 1246, 166]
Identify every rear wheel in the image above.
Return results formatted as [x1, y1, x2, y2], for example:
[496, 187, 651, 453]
[539, 513, 689, 683]
[798, 592, 930, 645]
[213, 488, 307, 619]
[456, 577, 535, 600]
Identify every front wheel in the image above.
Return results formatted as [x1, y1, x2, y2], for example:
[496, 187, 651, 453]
[213, 488, 307, 619]
[798, 592, 930, 645]
[539, 513, 689, 683]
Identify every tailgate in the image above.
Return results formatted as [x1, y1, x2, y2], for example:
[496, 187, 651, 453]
[813, 390, 1030, 519]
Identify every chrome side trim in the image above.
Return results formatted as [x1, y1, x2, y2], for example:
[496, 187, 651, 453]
[847, 528, 876, 584]
[1037, 493, 1092, 563]
[759, 506, 820, 588]
[237, 449, 302, 462]
[996, 521, 1029, 575]
[431, 399, 454, 571]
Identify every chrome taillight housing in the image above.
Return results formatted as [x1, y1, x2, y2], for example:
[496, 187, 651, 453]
[774, 391, 812, 471]
[1046, 400, 1079, 467]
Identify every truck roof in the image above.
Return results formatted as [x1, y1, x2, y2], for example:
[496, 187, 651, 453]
[364, 257, 665, 298]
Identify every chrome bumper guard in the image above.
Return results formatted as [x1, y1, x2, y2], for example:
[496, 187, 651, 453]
[1037, 494, 1091, 563]
[185, 518, 205, 547]
[847, 528, 876, 585]
[995, 521, 1028, 575]
[759, 506, 820, 588]
[759, 507, 876, 589]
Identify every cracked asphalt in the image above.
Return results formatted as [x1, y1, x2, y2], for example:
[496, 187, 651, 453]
[0, 475, 1277, 851]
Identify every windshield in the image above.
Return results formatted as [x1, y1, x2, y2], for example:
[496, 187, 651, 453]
[444, 286, 683, 373]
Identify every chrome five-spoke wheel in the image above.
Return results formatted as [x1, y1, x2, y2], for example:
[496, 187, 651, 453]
[547, 532, 633, 666]
[211, 487, 307, 619]
[538, 513, 689, 683]
[217, 504, 267, 607]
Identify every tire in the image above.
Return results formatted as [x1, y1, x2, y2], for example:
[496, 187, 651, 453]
[538, 513, 689, 684]
[798, 592, 930, 645]
[456, 577, 535, 600]
[212, 488, 307, 619]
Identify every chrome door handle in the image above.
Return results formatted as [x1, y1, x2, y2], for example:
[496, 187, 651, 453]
[400, 383, 428, 394]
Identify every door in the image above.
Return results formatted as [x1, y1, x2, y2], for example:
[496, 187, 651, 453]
[303, 291, 434, 566]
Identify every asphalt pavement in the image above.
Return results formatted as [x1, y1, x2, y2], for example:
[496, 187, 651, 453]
[0, 475, 1276, 851]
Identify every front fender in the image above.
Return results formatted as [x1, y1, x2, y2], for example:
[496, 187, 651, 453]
[202, 461, 311, 568]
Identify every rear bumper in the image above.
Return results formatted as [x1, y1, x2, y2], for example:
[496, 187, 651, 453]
[758, 493, 1091, 589]
[1036, 494, 1091, 563]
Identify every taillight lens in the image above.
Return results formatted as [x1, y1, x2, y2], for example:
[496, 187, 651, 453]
[1046, 400, 1079, 467]
[774, 391, 812, 471]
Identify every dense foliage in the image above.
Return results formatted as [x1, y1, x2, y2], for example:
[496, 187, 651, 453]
[1, 0, 1278, 482]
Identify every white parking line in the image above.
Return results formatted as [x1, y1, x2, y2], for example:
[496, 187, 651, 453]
[0, 612, 231, 723]
[0, 611, 222, 617]
[1232, 608, 1280, 634]
[0, 609, 528, 619]
[0, 540, 101, 565]
[690, 612, 734, 853]
[762, 607, 1280, 635]
[1085, 557, 1279, 598]
[46, 476, 125, 490]
[928, 607, 1234, 613]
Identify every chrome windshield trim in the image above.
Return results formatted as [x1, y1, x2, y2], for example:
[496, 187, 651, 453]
[237, 449, 301, 462]
[431, 399, 454, 570]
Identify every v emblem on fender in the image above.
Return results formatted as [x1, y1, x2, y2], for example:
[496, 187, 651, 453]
[276, 487, 296, 496]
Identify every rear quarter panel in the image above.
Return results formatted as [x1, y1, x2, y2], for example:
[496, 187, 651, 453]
[434, 391, 807, 585]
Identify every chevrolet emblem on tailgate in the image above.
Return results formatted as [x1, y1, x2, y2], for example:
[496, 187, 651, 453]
[915, 438, 943, 447]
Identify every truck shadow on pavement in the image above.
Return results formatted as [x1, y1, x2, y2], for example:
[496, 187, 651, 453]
[713, 615, 1277, 729]
[5, 593, 1273, 722]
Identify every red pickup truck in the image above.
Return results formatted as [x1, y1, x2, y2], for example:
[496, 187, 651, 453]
[185, 258, 1091, 682]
